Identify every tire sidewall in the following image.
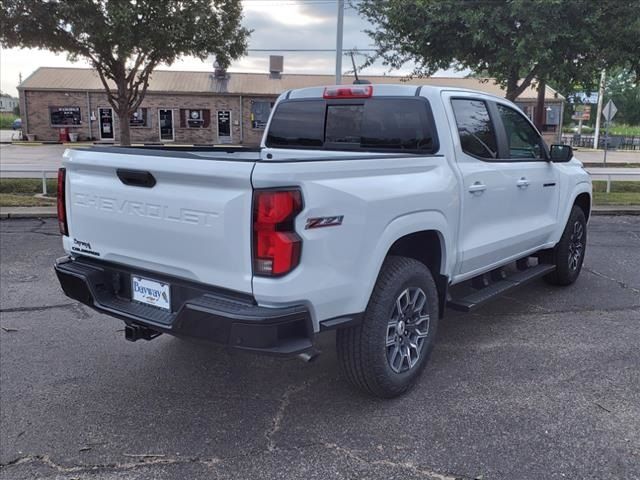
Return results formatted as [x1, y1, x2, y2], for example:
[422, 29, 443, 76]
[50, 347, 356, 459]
[363, 259, 439, 396]
[554, 207, 587, 284]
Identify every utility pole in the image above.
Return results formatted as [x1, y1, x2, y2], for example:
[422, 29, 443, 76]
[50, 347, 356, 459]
[335, 0, 344, 85]
[593, 69, 606, 149]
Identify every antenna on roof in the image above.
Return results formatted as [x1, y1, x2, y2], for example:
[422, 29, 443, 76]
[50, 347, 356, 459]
[350, 51, 370, 85]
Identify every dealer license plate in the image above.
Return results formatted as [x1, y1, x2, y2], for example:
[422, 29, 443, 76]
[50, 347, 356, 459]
[131, 276, 171, 311]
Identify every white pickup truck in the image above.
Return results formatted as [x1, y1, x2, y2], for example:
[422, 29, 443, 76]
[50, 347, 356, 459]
[55, 84, 591, 397]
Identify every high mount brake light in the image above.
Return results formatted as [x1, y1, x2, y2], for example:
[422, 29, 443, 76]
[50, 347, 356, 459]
[253, 189, 303, 276]
[323, 85, 373, 99]
[57, 167, 68, 236]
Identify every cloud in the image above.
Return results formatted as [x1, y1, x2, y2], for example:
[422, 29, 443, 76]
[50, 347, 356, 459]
[0, 1, 461, 96]
[243, 1, 331, 27]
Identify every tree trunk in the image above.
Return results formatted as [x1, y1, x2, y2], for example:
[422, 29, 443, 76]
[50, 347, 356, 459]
[505, 74, 519, 101]
[534, 78, 546, 131]
[118, 110, 131, 146]
[114, 67, 132, 146]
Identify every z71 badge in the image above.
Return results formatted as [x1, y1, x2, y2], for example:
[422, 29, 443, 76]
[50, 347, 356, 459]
[305, 215, 344, 229]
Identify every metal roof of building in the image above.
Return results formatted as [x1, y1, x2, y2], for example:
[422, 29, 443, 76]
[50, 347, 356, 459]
[19, 67, 563, 101]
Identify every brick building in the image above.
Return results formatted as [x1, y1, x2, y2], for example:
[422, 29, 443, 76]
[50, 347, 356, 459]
[18, 63, 564, 145]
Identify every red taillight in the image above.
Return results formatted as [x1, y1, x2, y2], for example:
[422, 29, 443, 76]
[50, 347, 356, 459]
[57, 167, 68, 236]
[323, 85, 373, 99]
[253, 189, 302, 276]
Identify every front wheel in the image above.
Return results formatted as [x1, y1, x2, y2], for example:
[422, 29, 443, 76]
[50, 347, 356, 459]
[543, 205, 587, 286]
[336, 256, 439, 398]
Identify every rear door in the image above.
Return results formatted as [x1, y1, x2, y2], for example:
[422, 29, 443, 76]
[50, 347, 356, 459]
[63, 148, 255, 294]
[446, 94, 523, 276]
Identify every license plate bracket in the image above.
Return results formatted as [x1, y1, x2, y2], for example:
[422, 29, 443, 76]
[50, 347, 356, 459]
[131, 275, 171, 311]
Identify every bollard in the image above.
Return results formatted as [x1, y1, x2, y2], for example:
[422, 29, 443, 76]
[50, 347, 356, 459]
[606, 175, 611, 194]
[42, 171, 47, 195]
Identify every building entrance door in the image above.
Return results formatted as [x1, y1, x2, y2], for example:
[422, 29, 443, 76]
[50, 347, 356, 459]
[217, 110, 232, 144]
[159, 109, 174, 142]
[99, 108, 114, 140]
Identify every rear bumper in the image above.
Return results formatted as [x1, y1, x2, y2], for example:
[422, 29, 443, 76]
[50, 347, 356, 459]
[54, 256, 314, 356]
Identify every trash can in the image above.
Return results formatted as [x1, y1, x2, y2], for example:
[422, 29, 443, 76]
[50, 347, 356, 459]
[58, 127, 69, 142]
[68, 133, 79, 142]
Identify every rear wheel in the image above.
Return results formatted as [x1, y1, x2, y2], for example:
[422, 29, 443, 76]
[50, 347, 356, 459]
[543, 205, 587, 286]
[336, 256, 439, 398]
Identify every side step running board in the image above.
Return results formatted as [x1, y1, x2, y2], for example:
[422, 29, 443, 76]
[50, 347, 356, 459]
[448, 264, 556, 312]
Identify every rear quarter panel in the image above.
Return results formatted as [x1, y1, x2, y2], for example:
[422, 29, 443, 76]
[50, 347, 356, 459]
[251, 155, 459, 329]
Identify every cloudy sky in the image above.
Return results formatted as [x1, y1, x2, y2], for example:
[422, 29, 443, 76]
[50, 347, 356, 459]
[0, 0, 460, 97]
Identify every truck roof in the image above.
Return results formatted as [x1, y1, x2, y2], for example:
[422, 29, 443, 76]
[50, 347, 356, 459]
[286, 83, 509, 102]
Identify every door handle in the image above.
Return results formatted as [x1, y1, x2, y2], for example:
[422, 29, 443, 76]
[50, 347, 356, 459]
[468, 182, 487, 194]
[117, 169, 156, 188]
[516, 177, 530, 188]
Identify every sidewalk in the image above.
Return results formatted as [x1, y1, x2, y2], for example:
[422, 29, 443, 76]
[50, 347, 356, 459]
[2, 205, 639, 220]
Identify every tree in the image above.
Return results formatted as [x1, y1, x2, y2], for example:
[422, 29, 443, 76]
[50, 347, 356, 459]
[606, 68, 640, 126]
[355, 0, 638, 102]
[1, 0, 249, 145]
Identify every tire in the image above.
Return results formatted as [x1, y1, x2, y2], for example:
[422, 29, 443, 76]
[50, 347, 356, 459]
[543, 205, 587, 286]
[336, 256, 439, 398]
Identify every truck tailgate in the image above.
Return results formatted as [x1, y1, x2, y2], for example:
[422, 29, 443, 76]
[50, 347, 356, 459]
[62, 148, 255, 294]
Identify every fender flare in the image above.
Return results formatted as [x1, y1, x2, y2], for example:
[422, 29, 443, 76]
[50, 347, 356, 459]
[356, 209, 452, 313]
[553, 182, 592, 244]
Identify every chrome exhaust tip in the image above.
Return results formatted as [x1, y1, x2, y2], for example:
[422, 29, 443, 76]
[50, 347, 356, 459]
[297, 349, 320, 363]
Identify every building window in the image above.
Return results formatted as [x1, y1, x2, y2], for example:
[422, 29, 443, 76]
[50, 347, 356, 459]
[50, 106, 81, 126]
[129, 108, 149, 127]
[180, 109, 210, 128]
[251, 101, 273, 129]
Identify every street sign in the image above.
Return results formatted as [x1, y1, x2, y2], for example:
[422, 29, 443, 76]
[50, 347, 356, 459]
[602, 100, 618, 122]
[571, 104, 591, 121]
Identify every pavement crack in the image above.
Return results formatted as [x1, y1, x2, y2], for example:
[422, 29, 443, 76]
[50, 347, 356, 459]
[0, 453, 220, 474]
[584, 267, 640, 294]
[264, 380, 315, 452]
[323, 443, 470, 480]
[0, 303, 76, 314]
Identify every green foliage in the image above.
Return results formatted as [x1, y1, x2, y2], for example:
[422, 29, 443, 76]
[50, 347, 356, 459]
[0, 0, 250, 144]
[606, 69, 640, 126]
[0, 194, 56, 207]
[0, 178, 58, 194]
[562, 125, 594, 134]
[592, 181, 640, 206]
[609, 124, 640, 136]
[0, 115, 19, 129]
[355, 0, 639, 100]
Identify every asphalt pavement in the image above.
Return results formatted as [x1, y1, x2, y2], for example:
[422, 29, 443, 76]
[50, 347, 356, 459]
[0, 217, 639, 480]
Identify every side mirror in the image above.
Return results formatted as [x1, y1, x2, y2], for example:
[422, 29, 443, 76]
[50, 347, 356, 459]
[550, 144, 573, 162]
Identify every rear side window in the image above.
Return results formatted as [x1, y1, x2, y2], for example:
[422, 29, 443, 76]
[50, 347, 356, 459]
[451, 99, 498, 160]
[265, 101, 324, 147]
[266, 98, 438, 153]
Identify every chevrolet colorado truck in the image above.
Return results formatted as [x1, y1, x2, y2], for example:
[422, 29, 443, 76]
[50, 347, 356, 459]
[55, 84, 591, 397]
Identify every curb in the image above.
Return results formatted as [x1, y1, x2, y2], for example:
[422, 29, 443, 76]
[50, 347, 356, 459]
[0, 208, 57, 219]
[583, 163, 640, 168]
[592, 208, 640, 216]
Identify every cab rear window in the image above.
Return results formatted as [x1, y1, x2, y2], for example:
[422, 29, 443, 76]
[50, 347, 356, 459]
[266, 98, 439, 153]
